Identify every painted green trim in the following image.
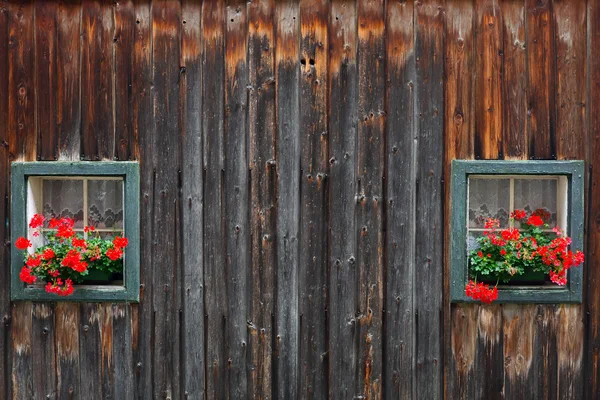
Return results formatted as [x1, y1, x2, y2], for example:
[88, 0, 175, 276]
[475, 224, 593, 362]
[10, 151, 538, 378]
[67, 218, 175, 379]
[450, 160, 585, 304]
[10, 161, 140, 302]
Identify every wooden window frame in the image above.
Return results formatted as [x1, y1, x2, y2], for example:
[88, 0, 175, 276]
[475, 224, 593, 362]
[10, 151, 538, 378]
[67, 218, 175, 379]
[11, 162, 140, 302]
[450, 160, 584, 304]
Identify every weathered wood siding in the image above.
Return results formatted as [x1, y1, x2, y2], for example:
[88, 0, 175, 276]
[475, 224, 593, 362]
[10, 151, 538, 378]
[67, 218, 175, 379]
[1, 0, 600, 398]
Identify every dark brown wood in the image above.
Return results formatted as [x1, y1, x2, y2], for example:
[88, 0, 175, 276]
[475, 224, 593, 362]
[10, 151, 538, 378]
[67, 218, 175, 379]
[35, 1, 58, 161]
[131, 1, 153, 398]
[180, 1, 204, 398]
[224, 0, 250, 396]
[0, 3, 10, 399]
[31, 304, 56, 399]
[112, 304, 134, 398]
[384, 1, 415, 398]
[586, 1, 600, 397]
[80, 0, 114, 161]
[114, 0, 136, 161]
[501, 1, 527, 159]
[327, 0, 359, 397]
[11, 303, 33, 400]
[56, 0, 82, 160]
[526, 0, 554, 159]
[55, 303, 80, 399]
[356, 0, 385, 397]
[415, 2, 444, 399]
[99, 304, 114, 399]
[151, 2, 182, 398]
[202, 1, 227, 398]
[79, 304, 102, 398]
[474, 0, 503, 160]
[298, 0, 328, 397]
[274, 2, 301, 398]
[247, 1, 277, 398]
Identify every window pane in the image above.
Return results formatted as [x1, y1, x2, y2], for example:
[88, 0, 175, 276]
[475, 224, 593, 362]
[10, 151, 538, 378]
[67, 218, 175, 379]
[514, 178, 557, 226]
[468, 178, 510, 228]
[467, 231, 484, 253]
[88, 180, 124, 229]
[43, 180, 84, 228]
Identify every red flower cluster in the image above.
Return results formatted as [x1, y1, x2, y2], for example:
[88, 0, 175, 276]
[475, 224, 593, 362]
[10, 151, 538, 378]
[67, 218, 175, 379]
[465, 280, 498, 304]
[16, 214, 128, 297]
[45, 279, 74, 296]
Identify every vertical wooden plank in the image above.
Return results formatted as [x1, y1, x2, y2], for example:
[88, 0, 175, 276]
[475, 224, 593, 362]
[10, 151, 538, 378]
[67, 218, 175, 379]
[501, 1, 527, 159]
[31, 304, 56, 399]
[274, 2, 300, 398]
[526, 0, 554, 159]
[553, 0, 587, 160]
[502, 305, 535, 399]
[385, 1, 415, 399]
[586, 0, 600, 397]
[356, 1, 384, 398]
[99, 304, 114, 399]
[180, 1, 204, 398]
[35, 1, 58, 161]
[8, 1, 36, 162]
[80, 0, 114, 160]
[112, 304, 134, 399]
[474, 0, 503, 159]
[55, 303, 80, 400]
[0, 3, 10, 399]
[553, 2, 587, 398]
[248, 1, 277, 398]
[56, 0, 82, 160]
[532, 305, 558, 399]
[327, 1, 359, 397]
[8, 3, 36, 398]
[79, 304, 102, 398]
[224, 1, 250, 397]
[114, 0, 137, 160]
[11, 303, 33, 400]
[415, 1, 444, 399]
[131, 1, 153, 397]
[552, 3, 586, 399]
[202, 0, 226, 397]
[445, 2, 476, 397]
[298, 0, 328, 397]
[151, 2, 181, 399]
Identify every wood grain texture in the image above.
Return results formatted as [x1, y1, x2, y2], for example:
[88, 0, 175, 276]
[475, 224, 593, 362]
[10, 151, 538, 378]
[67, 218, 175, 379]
[274, 2, 300, 398]
[474, 0, 503, 160]
[298, 0, 329, 397]
[586, 0, 600, 396]
[180, 1, 204, 398]
[415, 2, 444, 399]
[112, 304, 134, 398]
[248, 1, 277, 398]
[327, 1, 359, 397]
[31, 304, 56, 399]
[384, 1, 415, 398]
[79, 304, 102, 398]
[224, 1, 250, 396]
[526, 0, 554, 159]
[202, 1, 227, 398]
[80, 0, 114, 160]
[35, 1, 58, 161]
[151, 2, 181, 398]
[56, 0, 82, 161]
[356, 0, 385, 397]
[55, 303, 80, 399]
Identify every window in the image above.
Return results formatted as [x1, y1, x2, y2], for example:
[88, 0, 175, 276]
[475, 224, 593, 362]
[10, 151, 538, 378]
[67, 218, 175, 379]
[11, 162, 140, 302]
[450, 160, 584, 303]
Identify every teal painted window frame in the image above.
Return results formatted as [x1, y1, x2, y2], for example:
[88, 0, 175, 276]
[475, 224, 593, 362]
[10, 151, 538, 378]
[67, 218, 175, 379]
[450, 160, 584, 304]
[11, 162, 140, 302]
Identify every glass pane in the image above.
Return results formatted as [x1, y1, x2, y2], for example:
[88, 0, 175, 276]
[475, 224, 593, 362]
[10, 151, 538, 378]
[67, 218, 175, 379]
[42, 180, 84, 228]
[468, 178, 510, 228]
[514, 178, 557, 226]
[88, 180, 124, 229]
[467, 231, 484, 253]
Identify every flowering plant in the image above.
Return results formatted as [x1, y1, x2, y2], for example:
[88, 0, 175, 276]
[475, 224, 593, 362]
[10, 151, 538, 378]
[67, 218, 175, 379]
[466, 208, 584, 303]
[16, 214, 128, 296]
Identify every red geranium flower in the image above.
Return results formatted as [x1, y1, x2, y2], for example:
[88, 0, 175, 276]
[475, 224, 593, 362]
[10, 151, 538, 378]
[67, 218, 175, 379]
[527, 215, 544, 227]
[15, 237, 31, 250]
[113, 236, 129, 249]
[29, 213, 45, 229]
[25, 254, 42, 268]
[42, 248, 55, 260]
[106, 247, 123, 261]
[19, 267, 36, 284]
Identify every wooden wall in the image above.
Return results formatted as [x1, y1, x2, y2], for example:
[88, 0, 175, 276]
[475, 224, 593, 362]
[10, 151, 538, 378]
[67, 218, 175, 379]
[0, 0, 599, 398]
